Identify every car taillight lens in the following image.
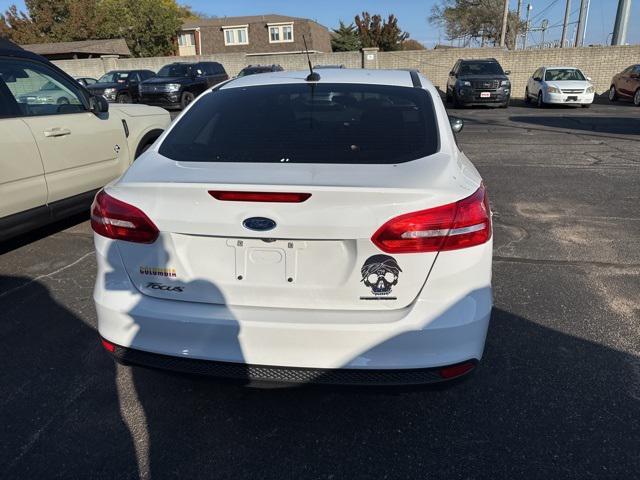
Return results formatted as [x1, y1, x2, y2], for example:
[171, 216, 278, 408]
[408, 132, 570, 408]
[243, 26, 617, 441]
[209, 191, 311, 203]
[371, 184, 491, 253]
[91, 190, 159, 243]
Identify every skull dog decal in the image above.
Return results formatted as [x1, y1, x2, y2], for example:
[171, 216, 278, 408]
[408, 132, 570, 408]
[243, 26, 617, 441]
[361, 254, 402, 297]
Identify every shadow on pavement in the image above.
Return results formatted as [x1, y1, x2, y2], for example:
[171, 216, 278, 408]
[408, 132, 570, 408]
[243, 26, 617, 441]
[509, 115, 640, 135]
[0, 275, 138, 478]
[0, 212, 88, 255]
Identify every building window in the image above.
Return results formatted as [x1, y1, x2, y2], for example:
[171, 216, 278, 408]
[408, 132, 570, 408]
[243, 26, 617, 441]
[223, 25, 249, 46]
[178, 32, 195, 47]
[268, 23, 294, 43]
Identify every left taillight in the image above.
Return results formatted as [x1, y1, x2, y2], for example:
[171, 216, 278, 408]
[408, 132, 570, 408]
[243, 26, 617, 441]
[90, 190, 159, 244]
[371, 184, 491, 254]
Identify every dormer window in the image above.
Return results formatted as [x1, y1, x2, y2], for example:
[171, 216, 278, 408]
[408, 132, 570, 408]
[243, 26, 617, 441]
[222, 25, 249, 46]
[268, 22, 294, 43]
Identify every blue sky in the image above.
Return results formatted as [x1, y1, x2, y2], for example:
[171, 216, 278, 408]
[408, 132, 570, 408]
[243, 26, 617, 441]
[1, 0, 638, 46]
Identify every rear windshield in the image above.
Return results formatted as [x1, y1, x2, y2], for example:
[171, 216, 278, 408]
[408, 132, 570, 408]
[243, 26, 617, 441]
[158, 83, 439, 164]
[544, 69, 585, 81]
[459, 62, 504, 76]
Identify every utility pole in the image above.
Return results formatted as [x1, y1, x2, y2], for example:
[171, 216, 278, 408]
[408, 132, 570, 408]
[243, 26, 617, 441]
[611, 0, 632, 45]
[523, 4, 533, 49]
[575, 0, 590, 47]
[499, 0, 510, 48]
[560, 0, 571, 47]
[515, 0, 523, 48]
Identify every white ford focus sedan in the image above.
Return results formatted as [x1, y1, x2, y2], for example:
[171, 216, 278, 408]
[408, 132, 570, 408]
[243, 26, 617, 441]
[92, 68, 493, 386]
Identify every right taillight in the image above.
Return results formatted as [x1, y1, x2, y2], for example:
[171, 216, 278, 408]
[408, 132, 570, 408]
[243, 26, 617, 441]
[371, 184, 491, 253]
[91, 190, 159, 244]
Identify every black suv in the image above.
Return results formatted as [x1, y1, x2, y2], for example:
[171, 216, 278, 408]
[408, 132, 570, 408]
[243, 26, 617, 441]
[86, 70, 155, 103]
[139, 62, 228, 109]
[446, 58, 511, 108]
[237, 64, 283, 77]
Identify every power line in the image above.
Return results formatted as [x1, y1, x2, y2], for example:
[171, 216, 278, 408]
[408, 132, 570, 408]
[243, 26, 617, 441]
[532, 0, 561, 22]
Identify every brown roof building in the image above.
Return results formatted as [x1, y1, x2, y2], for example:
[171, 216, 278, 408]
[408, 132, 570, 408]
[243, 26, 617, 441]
[20, 38, 132, 60]
[177, 14, 332, 56]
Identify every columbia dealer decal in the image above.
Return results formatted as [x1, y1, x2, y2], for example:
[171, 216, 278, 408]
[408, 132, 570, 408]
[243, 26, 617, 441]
[139, 266, 177, 277]
[360, 254, 402, 301]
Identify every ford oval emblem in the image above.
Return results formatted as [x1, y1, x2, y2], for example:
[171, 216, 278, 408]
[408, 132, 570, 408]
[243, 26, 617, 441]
[243, 217, 276, 231]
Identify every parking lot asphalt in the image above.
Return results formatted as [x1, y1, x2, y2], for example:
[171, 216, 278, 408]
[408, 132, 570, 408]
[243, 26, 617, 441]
[1, 100, 639, 479]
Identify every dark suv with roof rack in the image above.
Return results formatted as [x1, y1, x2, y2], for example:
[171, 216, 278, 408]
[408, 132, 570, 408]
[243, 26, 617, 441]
[446, 58, 511, 108]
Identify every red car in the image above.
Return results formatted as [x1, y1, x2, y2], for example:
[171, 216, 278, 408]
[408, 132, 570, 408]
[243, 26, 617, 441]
[609, 64, 640, 106]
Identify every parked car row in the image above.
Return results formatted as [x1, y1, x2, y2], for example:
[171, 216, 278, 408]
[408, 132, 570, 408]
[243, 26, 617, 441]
[446, 57, 639, 108]
[76, 62, 287, 110]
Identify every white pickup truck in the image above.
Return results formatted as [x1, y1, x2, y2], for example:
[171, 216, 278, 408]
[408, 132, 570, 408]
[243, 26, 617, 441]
[0, 40, 170, 241]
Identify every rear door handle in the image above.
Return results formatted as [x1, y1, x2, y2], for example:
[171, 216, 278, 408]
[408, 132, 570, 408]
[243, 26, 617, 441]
[44, 128, 71, 137]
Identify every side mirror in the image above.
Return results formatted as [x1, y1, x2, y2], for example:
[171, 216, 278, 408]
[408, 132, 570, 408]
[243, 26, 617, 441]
[504, 70, 511, 75]
[586, 76, 592, 81]
[90, 94, 109, 114]
[449, 71, 455, 76]
[449, 116, 464, 134]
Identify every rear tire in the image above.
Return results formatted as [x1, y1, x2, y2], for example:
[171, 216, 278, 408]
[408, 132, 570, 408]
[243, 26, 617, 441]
[608, 85, 618, 102]
[634, 89, 640, 106]
[117, 93, 131, 103]
[180, 91, 195, 109]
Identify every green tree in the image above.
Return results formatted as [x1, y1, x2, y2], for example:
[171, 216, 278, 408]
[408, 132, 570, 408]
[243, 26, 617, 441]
[331, 21, 360, 52]
[0, 0, 102, 43]
[430, 0, 524, 49]
[354, 12, 409, 51]
[0, 0, 184, 57]
[96, 0, 183, 57]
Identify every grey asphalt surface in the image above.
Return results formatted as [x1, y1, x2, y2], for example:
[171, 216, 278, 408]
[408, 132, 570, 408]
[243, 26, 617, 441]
[1, 100, 639, 479]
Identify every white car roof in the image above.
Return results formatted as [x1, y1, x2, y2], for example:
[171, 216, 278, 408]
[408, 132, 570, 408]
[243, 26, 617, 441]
[221, 69, 432, 90]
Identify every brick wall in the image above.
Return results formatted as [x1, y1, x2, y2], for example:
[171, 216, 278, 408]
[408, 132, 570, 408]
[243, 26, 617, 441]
[52, 45, 640, 98]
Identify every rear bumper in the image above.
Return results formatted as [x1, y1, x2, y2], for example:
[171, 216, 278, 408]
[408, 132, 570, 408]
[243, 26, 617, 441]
[105, 341, 478, 385]
[94, 235, 492, 381]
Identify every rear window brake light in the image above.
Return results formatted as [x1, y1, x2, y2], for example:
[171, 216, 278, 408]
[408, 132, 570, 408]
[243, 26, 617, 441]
[209, 191, 311, 203]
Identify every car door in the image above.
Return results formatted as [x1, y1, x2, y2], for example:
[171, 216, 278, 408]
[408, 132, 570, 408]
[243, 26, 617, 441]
[128, 71, 141, 101]
[630, 65, 640, 97]
[618, 66, 633, 96]
[448, 61, 460, 95]
[527, 69, 538, 95]
[3, 57, 128, 206]
[531, 68, 542, 97]
[0, 71, 48, 226]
